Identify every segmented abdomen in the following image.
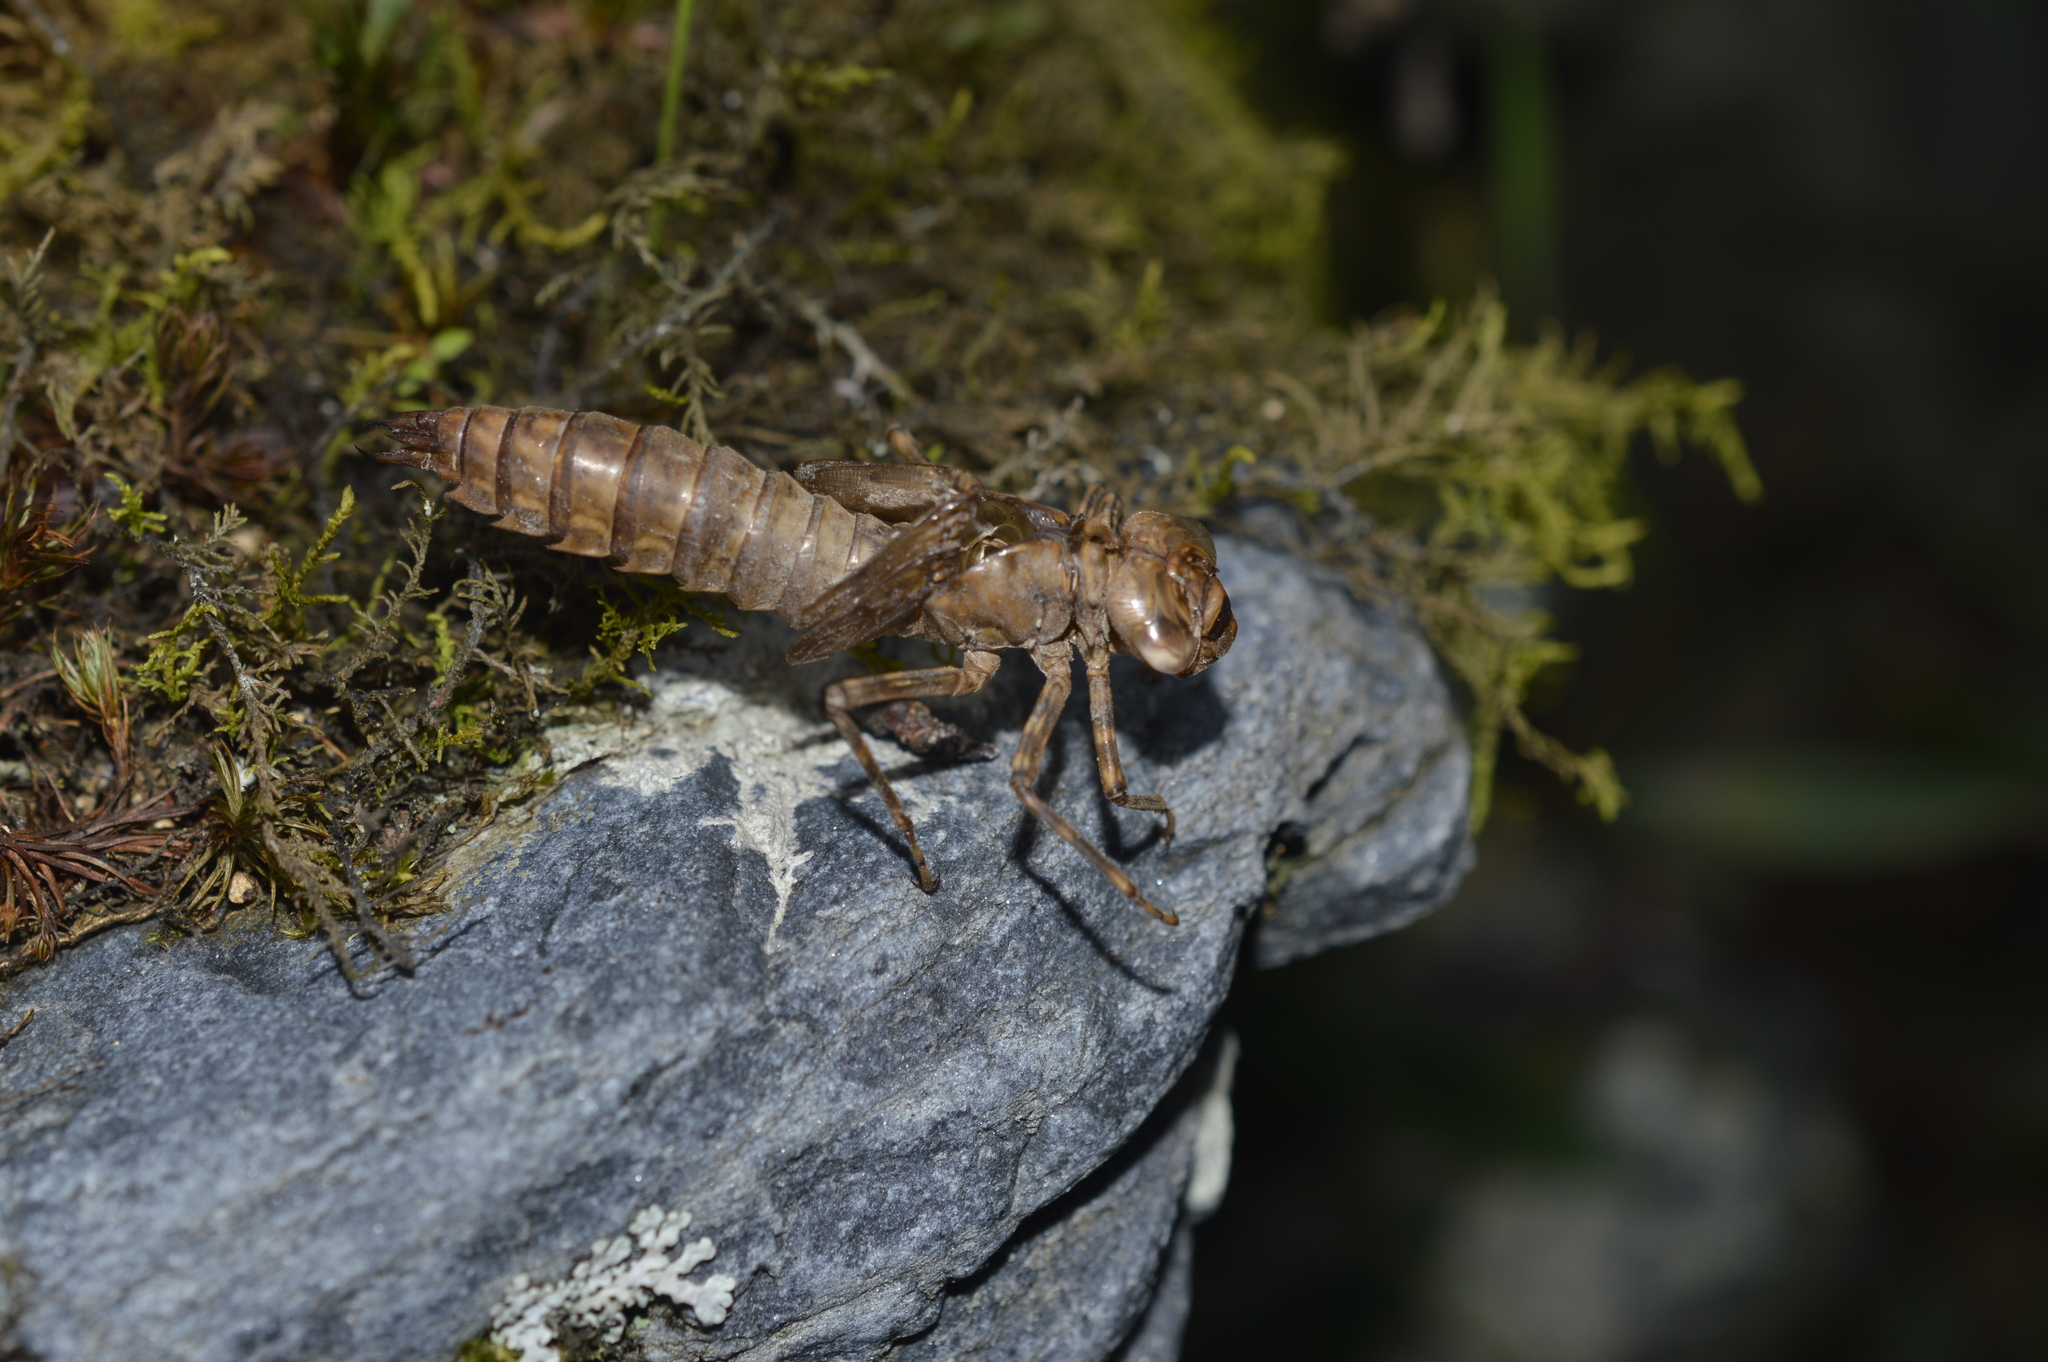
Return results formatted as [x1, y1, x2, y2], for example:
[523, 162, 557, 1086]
[377, 406, 894, 620]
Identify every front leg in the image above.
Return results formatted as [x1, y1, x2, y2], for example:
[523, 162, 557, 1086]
[1010, 643, 1179, 925]
[1085, 656, 1174, 844]
[824, 649, 1001, 892]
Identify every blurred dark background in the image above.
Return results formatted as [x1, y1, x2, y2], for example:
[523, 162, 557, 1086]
[1185, 1, 2048, 1359]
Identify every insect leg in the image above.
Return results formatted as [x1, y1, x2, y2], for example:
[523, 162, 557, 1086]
[1084, 656, 1175, 844]
[823, 650, 1002, 893]
[1011, 644, 1179, 926]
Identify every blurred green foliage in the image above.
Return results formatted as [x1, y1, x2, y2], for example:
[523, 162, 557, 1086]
[0, 0, 1749, 975]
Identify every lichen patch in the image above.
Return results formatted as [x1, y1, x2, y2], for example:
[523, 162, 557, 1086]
[488, 1205, 736, 1362]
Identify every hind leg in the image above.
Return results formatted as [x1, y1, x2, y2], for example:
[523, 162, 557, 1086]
[824, 649, 1001, 891]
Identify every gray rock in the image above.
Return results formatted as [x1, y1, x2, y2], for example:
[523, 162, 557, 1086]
[0, 539, 1468, 1362]
[1252, 670, 1474, 969]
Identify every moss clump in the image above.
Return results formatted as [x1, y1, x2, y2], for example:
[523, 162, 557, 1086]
[1246, 295, 1756, 824]
[0, 0, 1749, 977]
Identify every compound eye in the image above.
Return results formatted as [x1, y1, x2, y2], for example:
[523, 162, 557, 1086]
[1120, 511, 1216, 562]
[1165, 516, 1216, 563]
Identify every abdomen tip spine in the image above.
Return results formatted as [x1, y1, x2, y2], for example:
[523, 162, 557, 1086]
[370, 411, 437, 469]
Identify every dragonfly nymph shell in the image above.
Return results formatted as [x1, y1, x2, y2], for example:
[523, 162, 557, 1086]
[376, 403, 1237, 926]
[376, 405, 897, 620]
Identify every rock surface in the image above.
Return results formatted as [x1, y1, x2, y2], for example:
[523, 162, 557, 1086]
[0, 539, 1468, 1362]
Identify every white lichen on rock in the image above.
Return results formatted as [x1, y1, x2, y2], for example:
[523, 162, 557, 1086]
[454, 667, 963, 950]
[489, 1206, 737, 1362]
[593, 673, 953, 947]
[700, 799, 814, 948]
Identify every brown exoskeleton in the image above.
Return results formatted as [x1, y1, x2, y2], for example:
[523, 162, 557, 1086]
[374, 406, 1236, 924]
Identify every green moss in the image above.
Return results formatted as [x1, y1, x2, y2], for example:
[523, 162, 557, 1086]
[569, 582, 736, 701]
[1238, 294, 1756, 825]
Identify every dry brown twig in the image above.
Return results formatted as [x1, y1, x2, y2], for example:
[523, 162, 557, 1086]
[0, 788, 188, 970]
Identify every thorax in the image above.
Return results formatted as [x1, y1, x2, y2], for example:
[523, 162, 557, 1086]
[913, 536, 1087, 652]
